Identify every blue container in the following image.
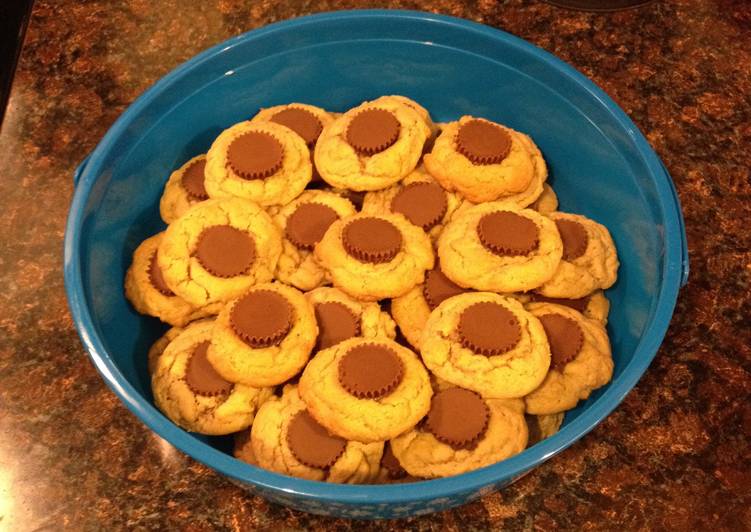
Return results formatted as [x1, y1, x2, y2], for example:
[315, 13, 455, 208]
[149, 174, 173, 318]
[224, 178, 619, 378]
[64, 10, 688, 519]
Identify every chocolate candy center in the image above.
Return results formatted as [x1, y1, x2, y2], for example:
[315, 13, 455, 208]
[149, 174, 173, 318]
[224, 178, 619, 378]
[346, 109, 400, 155]
[477, 211, 539, 256]
[314, 302, 361, 350]
[287, 410, 346, 469]
[226, 132, 284, 179]
[390, 182, 448, 231]
[184, 341, 233, 396]
[423, 267, 469, 310]
[181, 159, 208, 200]
[194, 225, 256, 278]
[148, 251, 174, 296]
[230, 290, 294, 348]
[458, 302, 521, 356]
[426, 387, 490, 449]
[338, 344, 404, 399]
[555, 219, 589, 261]
[270, 107, 323, 146]
[455, 119, 511, 165]
[538, 313, 584, 369]
[284, 202, 338, 250]
[380, 442, 407, 479]
[342, 217, 402, 264]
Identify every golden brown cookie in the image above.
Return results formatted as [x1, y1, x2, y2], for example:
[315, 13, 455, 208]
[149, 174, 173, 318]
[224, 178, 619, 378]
[242, 385, 383, 483]
[525, 412, 565, 447]
[390, 387, 527, 478]
[524, 303, 613, 415]
[437, 203, 563, 293]
[298, 337, 433, 442]
[204, 120, 312, 206]
[423, 116, 547, 205]
[147, 326, 184, 375]
[124, 233, 221, 326]
[360, 164, 469, 242]
[151, 319, 273, 435]
[314, 212, 434, 301]
[272, 190, 356, 290]
[314, 96, 431, 191]
[159, 155, 210, 223]
[536, 212, 619, 299]
[158, 198, 282, 306]
[420, 292, 551, 399]
[305, 287, 396, 350]
[208, 282, 317, 387]
[530, 183, 558, 215]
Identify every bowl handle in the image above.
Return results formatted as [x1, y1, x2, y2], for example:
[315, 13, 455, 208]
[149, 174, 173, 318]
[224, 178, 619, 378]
[73, 153, 91, 187]
[659, 160, 689, 288]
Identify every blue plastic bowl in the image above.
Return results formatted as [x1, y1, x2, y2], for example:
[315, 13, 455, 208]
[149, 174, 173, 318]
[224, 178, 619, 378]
[64, 10, 688, 519]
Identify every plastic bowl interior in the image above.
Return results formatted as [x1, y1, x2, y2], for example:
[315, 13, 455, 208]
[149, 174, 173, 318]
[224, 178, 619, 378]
[64, 10, 688, 519]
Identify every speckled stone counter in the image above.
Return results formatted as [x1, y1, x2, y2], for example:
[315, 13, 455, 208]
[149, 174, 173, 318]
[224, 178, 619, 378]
[0, 0, 749, 529]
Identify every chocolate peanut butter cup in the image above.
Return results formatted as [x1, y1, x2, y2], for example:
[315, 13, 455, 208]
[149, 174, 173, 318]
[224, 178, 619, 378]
[456, 119, 511, 165]
[184, 341, 234, 396]
[285, 202, 338, 250]
[148, 251, 174, 296]
[230, 290, 294, 348]
[426, 387, 490, 449]
[338, 344, 404, 399]
[458, 302, 521, 356]
[226, 132, 284, 179]
[477, 211, 539, 256]
[270, 107, 323, 146]
[555, 219, 589, 261]
[314, 302, 361, 350]
[181, 159, 209, 200]
[287, 410, 346, 469]
[423, 267, 469, 310]
[342, 217, 402, 263]
[390, 182, 448, 231]
[346, 109, 400, 155]
[380, 442, 407, 479]
[538, 314, 584, 370]
[194, 225, 256, 278]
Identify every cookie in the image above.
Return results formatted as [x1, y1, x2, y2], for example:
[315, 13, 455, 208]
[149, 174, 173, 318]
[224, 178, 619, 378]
[524, 289, 610, 325]
[305, 287, 396, 350]
[391, 265, 473, 351]
[124, 233, 221, 325]
[147, 326, 183, 375]
[242, 385, 383, 483]
[530, 183, 558, 215]
[525, 412, 565, 447]
[298, 337, 433, 442]
[314, 212, 434, 301]
[437, 203, 563, 293]
[420, 292, 551, 399]
[535, 212, 619, 299]
[159, 155, 210, 223]
[390, 387, 528, 478]
[314, 95, 431, 191]
[151, 319, 273, 435]
[423, 116, 547, 205]
[204, 120, 312, 206]
[208, 282, 318, 387]
[360, 164, 469, 242]
[158, 198, 282, 306]
[524, 303, 614, 415]
[272, 190, 356, 290]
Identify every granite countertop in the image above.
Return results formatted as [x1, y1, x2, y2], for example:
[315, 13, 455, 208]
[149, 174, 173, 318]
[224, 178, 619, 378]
[1, 0, 749, 529]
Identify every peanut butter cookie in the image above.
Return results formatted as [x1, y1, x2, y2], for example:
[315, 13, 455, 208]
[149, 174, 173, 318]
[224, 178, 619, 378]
[298, 337, 433, 442]
[524, 303, 613, 415]
[420, 292, 551, 399]
[525, 412, 565, 447]
[158, 198, 282, 306]
[159, 155, 210, 223]
[242, 385, 383, 483]
[208, 282, 318, 387]
[314, 96, 431, 191]
[437, 203, 563, 293]
[314, 212, 434, 301]
[204, 120, 312, 206]
[147, 325, 183, 375]
[151, 319, 273, 435]
[272, 190, 356, 290]
[535, 212, 619, 299]
[530, 183, 558, 215]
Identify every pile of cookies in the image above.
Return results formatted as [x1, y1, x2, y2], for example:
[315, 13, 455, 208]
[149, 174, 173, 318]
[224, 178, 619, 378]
[125, 95, 619, 483]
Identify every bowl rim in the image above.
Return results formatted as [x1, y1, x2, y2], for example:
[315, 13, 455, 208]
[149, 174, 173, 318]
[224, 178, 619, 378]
[64, 9, 686, 506]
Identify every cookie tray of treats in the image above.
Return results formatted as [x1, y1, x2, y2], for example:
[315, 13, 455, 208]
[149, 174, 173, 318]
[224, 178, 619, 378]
[64, 10, 688, 519]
